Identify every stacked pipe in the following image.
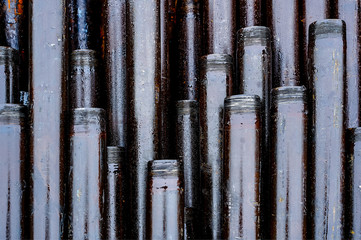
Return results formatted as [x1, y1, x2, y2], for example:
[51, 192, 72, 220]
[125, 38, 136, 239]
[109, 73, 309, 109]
[1, 1, 361, 239]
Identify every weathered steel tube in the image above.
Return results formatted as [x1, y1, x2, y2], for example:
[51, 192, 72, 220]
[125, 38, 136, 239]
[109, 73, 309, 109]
[199, 54, 233, 239]
[336, 0, 361, 128]
[106, 146, 126, 240]
[0, 46, 19, 104]
[345, 128, 361, 239]
[176, 100, 200, 239]
[0, 0, 27, 92]
[126, 0, 161, 238]
[238, 0, 262, 28]
[237, 27, 272, 236]
[0, 104, 27, 239]
[308, 19, 347, 239]
[70, 49, 99, 109]
[203, 0, 237, 56]
[237, 26, 271, 153]
[222, 95, 261, 240]
[237, 26, 271, 112]
[146, 159, 184, 240]
[29, 0, 68, 238]
[175, 0, 201, 100]
[102, 0, 127, 147]
[159, 0, 171, 158]
[266, 0, 300, 87]
[68, 108, 106, 239]
[101, 2, 129, 238]
[270, 86, 308, 239]
[68, 0, 100, 51]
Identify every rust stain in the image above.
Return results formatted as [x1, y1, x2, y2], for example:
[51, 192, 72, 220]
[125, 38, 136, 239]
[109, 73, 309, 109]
[7, 0, 11, 10]
[100, 26, 105, 58]
[18, 0, 24, 15]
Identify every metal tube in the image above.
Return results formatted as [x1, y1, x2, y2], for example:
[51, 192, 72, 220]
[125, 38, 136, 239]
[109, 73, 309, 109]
[68, 0, 101, 51]
[159, 0, 171, 158]
[345, 128, 361, 239]
[146, 160, 184, 239]
[0, 104, 27, 239]
[199, 54, 233, 239]
[336, 0, 361, 128]
[175, 0, 201, 100]
[270, 86, 308, 239]
[126, 0, 161, 238]
[29, 0, 68, 238]
[238, 0, 262, 28]
[237, 26, 272, 237]
[266, 0, 301, 87]
[0, 47, 19, 104]
[105, 146, 127, 240]
[0, 0, 27, 93]
[309, 19, 347, 239]
[176, 100, 200, 239]
[202, 0, 237, 56]
[237, 26, 271, 109]
[222, 95, 262, 239]
[70, 49, 99, 109]
[102, 0, 127, 147]
[68, 108, 106, 239]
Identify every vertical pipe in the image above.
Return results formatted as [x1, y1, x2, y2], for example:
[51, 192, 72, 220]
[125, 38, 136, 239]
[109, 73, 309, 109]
[70, 49, 99, 109]
[237, 26, 272, 237]
[68, 108, 106, 239]
[146, 160, 184, 239]
[346, 128, 361, 239]
[309, 19, 346, 239]
[102, 0, 127, 147]
[175, 0, 201, 100]
[222, 95, 261, 239]
[336, 0, 361, 128]
[0, 104, 27, 239]
[168, 0, 178, 160]
[199, 54, 233, 239]
[0, 47, 19, 104]
[160, 0, 171, 158]
[301, 0, 331, 88]
[238, 0, 262, 28]
[126, 0, 161, 238]
[106, 146, 126, 240]
[301, 5, 332, 237]
[237, 26, 271, 121]
[270, 86, 308, 239]
[101, 1, 128, 236]
[202, 0, 237, 56]
[266, 0, 301, 87]
[176, 100, 200, 239]
[68, 0, 100, 51]
[29, 0, 68, 238]
[0, 0, 27, 93]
